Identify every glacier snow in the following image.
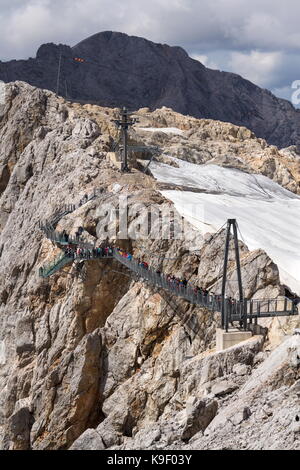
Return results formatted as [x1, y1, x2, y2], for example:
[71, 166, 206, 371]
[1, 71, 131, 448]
[150, 157, 300, 296]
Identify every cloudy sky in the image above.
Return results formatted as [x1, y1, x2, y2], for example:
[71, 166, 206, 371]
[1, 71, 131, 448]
[0, 0, 299, 102]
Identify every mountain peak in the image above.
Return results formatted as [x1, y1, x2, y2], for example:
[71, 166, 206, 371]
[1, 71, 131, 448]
[0, 31, 299, 148]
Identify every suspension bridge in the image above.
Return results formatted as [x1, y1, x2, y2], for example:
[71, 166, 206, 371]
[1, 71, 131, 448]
[38, 194, 299, 332]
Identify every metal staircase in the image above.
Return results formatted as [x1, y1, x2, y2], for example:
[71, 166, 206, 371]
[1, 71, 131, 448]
[39, 253, 73, 278]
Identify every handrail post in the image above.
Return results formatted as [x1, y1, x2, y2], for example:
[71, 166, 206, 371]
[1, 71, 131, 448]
[243, 299, 247, 331]
[225, 299, 229, 332]
[221, 220, 231, 328]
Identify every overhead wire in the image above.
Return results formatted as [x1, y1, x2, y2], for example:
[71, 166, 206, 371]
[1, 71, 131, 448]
[56, 53, 154, 104]
[139, 221, 227, 262]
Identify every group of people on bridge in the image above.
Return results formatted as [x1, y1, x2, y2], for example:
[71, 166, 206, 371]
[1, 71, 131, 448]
[116, 247, 219, 302]
[64, 245, 113, 259]
[115, 248, 299, 313]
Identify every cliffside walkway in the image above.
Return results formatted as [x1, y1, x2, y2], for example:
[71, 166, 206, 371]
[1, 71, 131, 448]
[113, 250, 298, 322]
[41, 229, 94, 249]
[38, 206, 299, 327]
[39, 249, 113, 278]
[39, 244, 298, 323]
[38, 188, 102, 233]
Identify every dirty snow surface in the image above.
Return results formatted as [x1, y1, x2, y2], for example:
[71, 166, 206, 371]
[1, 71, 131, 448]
[150, 157, 300, 295]
[137, 127, 184, 135]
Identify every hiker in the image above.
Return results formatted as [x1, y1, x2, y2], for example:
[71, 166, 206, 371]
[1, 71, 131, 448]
[293, 296, 300, 306]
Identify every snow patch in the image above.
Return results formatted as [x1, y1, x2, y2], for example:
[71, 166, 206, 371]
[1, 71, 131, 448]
[112, 183, 122, 193]
[137, 127, 184, 136]
[150, 158, 300, 295]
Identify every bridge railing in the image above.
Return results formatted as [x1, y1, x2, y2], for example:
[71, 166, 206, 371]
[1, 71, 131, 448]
[113, 250, 298, 319]
[113, 250, 222, 312]
[39, 253, 72, 278]
[38, 246, 299, 320]
[39, 188, 103, 233]
[39, 247, 115, 278]
[245, 297, 296, 318]
[43, 229, 95, 249]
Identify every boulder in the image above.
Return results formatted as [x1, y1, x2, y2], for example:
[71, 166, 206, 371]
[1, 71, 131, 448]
[181, 396, 218, 442]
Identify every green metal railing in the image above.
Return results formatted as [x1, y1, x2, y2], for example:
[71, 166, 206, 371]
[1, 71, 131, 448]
[38, 188, 103, 233]
[43, 229, 94, 249]
[39, 248, 114, 278]
[39, 253, 72, 278]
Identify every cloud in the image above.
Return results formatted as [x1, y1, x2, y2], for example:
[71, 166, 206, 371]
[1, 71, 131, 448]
[228, 50, 283, 88]
[272, 85, 295, 102]
[1, 0, 300, 102]
[190, 54, 219, 70]
[2, 0, 300, 58]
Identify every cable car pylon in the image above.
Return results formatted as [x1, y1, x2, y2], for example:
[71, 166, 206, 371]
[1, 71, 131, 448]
[113, 107, 138, 172]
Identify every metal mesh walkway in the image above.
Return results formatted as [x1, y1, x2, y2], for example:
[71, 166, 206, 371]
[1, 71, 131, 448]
[39, 246, 298, 321]
[39, 250, 114, 278]
[38, 189, 102, 233]
[113, 250, 298, 322]
[39, 253, 73, 278]
[37, 203, 299, 326]
[41, 229, 94, 249]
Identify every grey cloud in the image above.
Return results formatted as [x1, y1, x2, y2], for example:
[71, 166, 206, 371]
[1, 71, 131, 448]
[0, 0, 300, 101]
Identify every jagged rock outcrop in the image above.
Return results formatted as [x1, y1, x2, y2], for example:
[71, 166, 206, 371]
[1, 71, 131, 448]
[0, 82, 299, 450]
[1, 31, 300, 148]
[133, 108, 300, 195]
[72, 333, 300, 450]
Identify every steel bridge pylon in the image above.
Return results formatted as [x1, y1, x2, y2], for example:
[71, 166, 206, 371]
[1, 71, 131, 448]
[221, 219, 245, 332]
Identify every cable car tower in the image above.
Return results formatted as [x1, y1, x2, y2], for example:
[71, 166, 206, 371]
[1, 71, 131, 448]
[113, 107, 138, 172]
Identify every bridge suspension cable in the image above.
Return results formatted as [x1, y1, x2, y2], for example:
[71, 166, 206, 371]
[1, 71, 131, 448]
[38, 205, 299, 330]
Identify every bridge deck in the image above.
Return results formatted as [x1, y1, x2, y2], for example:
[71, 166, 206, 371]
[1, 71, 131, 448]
[113, 251, 297, 319]
[38, 205, 298, 323]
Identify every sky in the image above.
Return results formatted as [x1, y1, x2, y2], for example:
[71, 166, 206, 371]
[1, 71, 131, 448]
[0, 0, 300, 103]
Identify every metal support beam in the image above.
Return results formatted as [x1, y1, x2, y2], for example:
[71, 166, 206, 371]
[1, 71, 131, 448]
[221, 220, 231, 328]
[113, 107, 137, 172]
[232, 220, 243, 303]
[221, 219, 244, 330]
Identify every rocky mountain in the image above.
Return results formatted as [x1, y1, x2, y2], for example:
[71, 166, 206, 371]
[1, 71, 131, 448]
[0, 81, 299, 450]
[1, 31, 300, 149]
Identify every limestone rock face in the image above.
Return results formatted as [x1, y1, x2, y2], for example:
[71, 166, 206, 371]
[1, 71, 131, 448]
[188, 334, 300, 450]
[0, 82, 299, 451]
[181, 396, 218, 441]
[133, 109, 300, 195]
